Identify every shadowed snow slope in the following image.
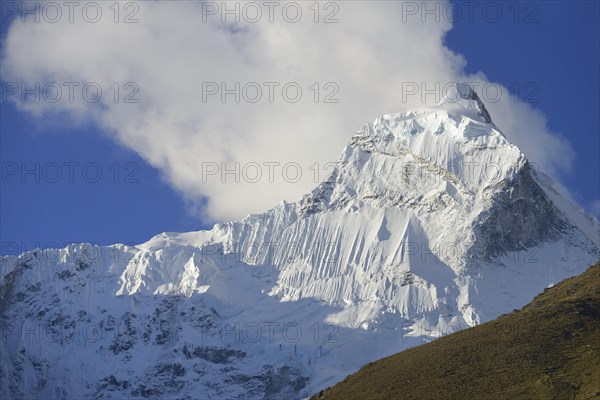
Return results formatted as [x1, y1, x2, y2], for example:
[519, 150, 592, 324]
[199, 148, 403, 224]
[2, 86, 599, 399]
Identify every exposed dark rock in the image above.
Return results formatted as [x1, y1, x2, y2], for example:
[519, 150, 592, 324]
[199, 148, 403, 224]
[475, 163, 570, 260]
[182, 344, 246, 364]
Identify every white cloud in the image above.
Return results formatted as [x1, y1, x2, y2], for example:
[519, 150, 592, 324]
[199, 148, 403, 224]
[0, 0, 576, 222]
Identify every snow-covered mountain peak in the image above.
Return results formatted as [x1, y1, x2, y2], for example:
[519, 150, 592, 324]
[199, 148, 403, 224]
[438, 82, 494, 124]
[334, 104, 522, 203]
[349, 83, 510, 165]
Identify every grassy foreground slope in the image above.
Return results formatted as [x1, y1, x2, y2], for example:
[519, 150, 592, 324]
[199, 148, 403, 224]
[313, 262, 600, 400]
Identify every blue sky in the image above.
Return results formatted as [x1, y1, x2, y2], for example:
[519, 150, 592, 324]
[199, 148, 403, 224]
[1, 0, 598, 255]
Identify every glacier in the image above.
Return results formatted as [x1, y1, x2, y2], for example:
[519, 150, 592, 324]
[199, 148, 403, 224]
[1, 85, 598, 399]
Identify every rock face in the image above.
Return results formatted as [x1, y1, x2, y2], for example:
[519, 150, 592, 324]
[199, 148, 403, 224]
[1, 86, 599, 399]
[452, 82, 494, 124]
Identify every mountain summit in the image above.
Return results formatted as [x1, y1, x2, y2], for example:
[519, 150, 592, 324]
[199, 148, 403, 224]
[2, 89, 599, 399]
[439, 82, 494, 124]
